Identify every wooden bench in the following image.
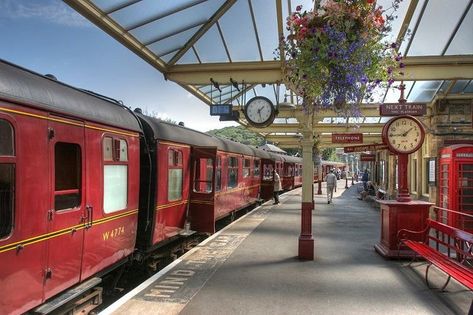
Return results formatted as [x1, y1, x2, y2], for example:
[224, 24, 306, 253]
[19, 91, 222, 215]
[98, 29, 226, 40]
[398, 218, 473, 292]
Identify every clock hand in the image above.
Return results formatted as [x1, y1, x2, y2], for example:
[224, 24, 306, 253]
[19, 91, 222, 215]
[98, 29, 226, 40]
[401, 127, 413, 137]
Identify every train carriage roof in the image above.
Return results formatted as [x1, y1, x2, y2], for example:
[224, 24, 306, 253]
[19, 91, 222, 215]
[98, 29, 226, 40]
[0, 59, 141, 132]
[138, 113, 257, 156]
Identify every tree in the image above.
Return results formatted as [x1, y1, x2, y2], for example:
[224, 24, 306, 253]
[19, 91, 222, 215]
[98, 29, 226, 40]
[206, 126, 265, 146]
[321, 147, 337, 161]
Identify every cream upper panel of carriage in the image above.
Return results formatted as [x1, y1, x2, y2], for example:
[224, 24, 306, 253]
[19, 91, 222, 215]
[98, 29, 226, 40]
[0, 59, 141, 133]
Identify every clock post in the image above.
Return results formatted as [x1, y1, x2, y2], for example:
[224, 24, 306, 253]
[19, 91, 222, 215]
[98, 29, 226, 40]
[396, 153, 411, 202]
[374, 85, 433, 258]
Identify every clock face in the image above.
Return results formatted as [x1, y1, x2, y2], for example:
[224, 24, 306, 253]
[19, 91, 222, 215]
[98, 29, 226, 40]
[385, 116, 424, 154]
[244, 96, 275, 127]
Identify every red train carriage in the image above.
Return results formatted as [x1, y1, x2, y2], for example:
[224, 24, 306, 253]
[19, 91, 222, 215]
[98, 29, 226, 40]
[0, 60, 141, 315]
[256, 149, 276, 201]
[134, 114, 217, 251]
[281, 155, 303, 190]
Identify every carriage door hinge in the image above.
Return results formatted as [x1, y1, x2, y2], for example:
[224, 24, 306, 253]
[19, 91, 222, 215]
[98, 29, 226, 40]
[47, 209, 54, 221]
[48, 127, 55, 140]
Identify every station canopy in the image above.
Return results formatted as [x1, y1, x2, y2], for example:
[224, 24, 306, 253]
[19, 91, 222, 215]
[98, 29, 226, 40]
[66, 0, 473, 148]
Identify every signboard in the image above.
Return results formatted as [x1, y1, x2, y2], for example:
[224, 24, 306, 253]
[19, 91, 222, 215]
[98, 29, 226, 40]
[332, 133, 363, 143]
[344, 143, 388, 153]
[428, 158, 436, 186]
[379, 103, 426, 116]
[210, 104, 232, 116]
[360, 154, 376, 162]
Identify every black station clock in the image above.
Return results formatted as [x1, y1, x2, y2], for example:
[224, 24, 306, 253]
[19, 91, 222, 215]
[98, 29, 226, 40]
[243, 96, 276, 128]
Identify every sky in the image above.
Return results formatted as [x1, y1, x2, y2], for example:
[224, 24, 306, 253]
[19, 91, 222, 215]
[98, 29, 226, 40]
[0, 0, 238, 132]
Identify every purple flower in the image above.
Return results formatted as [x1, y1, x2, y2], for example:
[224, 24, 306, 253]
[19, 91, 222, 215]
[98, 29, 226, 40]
[399, 62, 405, 68]
[296, 5, 302, 11]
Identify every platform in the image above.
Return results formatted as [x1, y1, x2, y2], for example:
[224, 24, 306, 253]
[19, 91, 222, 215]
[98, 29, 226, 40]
[102, 181, 472, 315]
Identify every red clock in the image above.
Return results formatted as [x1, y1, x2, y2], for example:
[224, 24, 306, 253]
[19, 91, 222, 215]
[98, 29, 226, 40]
[382, 115, 425, 154]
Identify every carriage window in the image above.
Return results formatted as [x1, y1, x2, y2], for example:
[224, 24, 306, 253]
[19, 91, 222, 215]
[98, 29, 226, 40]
[103, 137, 113, 161]
[254, 159, 260, 177]
[103, 137, 128, 213]
[0, 120, 14, 156]
[228, 157, 238, 188]
[263, 164, 274, 180]
[168, 149, 183, 201]
[243, 158, 251, 178]
[0, 119, 15, 238]
[193, 158, 213, 193]
[55, 142, 81, 210]
[216, 157, 222, 192]
[0, 164, 14, 238]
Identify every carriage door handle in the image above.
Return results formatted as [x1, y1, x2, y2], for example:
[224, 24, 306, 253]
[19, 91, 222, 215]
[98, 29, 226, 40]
[85, 205, 93, 229]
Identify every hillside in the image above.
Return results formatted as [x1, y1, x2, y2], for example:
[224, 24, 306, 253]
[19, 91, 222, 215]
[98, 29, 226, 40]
[206, 126, 265, 146]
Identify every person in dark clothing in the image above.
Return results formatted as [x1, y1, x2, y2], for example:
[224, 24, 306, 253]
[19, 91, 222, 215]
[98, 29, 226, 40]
[362, 169, 369, 190]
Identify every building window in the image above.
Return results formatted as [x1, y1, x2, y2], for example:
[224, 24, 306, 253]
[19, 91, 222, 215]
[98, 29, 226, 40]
[0, 119, 14, 238]
[254, 159, 260, 177]
[55, 142, 81, 210]
[168, 149, 183, 201]
[423, 158, 430, 195]
[194, 157, 213, 193]
[228, 156, 238, 188]
[216, 157, 222, 191]
[243, 158, 251, 178]
[103, 137, 128, 213]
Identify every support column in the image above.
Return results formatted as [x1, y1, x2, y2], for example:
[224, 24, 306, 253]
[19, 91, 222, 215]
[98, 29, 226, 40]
[299, 127, 314, 260]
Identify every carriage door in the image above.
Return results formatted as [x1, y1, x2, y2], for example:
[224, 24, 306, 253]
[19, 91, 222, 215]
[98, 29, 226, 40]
[44, 118, 86, 299]
[189, 147, 216, 233]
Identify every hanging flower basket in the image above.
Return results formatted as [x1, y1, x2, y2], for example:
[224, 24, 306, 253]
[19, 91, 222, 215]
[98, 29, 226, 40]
[279, 0, 404, 116]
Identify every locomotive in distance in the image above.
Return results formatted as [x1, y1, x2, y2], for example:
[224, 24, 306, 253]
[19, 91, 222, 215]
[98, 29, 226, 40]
[0, 59, 306, 315]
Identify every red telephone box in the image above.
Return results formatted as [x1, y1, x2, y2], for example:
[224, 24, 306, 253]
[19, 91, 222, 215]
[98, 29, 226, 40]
[439, 144, 473, 229]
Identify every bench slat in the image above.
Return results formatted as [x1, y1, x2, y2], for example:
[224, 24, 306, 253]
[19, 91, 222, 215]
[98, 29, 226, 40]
[403, 240, 473, 289]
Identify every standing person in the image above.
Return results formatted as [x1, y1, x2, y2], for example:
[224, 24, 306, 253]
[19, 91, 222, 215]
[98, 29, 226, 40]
[325, 169, 337, 204]
[362, 169, 369, 191]
[273, 170, 282, 205]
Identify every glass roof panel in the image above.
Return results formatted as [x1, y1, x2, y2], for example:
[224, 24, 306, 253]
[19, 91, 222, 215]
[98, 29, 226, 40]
[124, 2, 222, 46]
[194, 25, 229, 62]
[218, 0, 260, 61]
[93, 0, 131, 13]
[407, 0, 470, 56]
[198, 85, 213, 94]
[464, 81, 473, 93]
[450, 80, 470, 93]
[143, 26, 200, 56]
[177, 49, 200, 64]
[363, 117, 381, 123]
[398, 0, 426, 56]
[252, 0, 279, 60]
[438, 80, 452, 94]
[379, 117, 392, 123]
[408, 80, 443, 102]
[446, 6, 473, 55]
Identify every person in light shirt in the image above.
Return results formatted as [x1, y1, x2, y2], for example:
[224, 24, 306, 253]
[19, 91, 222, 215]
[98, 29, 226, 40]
[325, 169, 337, 204]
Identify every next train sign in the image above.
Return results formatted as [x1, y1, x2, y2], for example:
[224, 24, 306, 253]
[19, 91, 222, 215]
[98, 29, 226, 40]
[379, 103, 426, 116]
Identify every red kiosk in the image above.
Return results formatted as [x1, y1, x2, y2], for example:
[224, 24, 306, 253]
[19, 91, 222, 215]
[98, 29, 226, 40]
[439, 144, 473, 230]
[374, 87, 433, 258]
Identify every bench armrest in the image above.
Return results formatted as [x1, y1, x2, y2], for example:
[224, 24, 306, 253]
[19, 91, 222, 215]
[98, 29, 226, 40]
[397, 225, 430, 243]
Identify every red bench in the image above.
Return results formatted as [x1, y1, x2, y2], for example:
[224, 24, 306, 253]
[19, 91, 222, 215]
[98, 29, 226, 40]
[397, 218, 473, 291]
